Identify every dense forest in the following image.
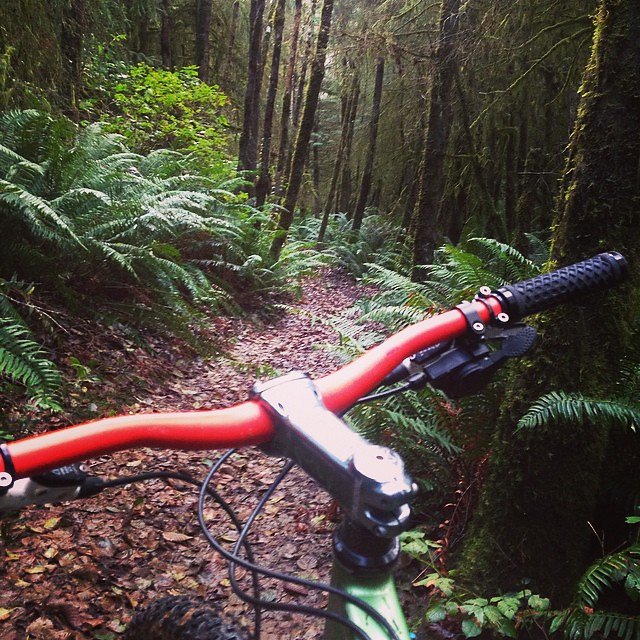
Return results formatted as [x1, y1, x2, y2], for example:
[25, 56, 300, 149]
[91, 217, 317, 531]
[1, 0, 640, 638]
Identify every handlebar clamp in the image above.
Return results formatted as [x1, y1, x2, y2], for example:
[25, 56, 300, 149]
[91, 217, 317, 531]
[253, 372, 417, 538]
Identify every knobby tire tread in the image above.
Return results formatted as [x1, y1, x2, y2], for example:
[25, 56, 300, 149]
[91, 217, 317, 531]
[123, 595, 249, 640]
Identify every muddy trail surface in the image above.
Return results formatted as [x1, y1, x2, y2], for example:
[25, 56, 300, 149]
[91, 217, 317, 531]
[1, 271, 378, 640]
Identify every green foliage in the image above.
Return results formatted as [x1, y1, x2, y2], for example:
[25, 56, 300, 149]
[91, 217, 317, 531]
[0, 111, 244, 329]
[361, 238, 540, 330]
[518, 391, 639, 432]
[89, 63, 233, 180]
[0, 109, 337, 405]
[518, 350, 640, 433]
[414, 569, 549, 638]
[0, 280, 61, 410]
[293, 212, 406, 276]
[542, 545, 640, 640]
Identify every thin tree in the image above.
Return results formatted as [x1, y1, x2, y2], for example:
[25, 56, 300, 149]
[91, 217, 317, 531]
[274, 0, 302, 196]
[351, 56, 385, 232]
[337, 75, 360, 214]
[160, 0, 172, 69]
[195, 0, 213, 82]
[411, 0, 462, 272]
[221, 0, 240, 83]
[60, 0, 85, 117]
[238, 0, 266, 186]
[270, 0, 334, 257]
[255, 0, 286, 207]
[317, 69, 358, 243]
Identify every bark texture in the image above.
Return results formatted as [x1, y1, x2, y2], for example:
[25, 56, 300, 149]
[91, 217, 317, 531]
[195, 0, 213, 82]
[459, 0, 640, 601]
[238, 0, 266, 183]
[411, 0, 461, 272]
[274, 0, 302, 196]
[352, 56, 384, 232]
[255, 0, 286, 207]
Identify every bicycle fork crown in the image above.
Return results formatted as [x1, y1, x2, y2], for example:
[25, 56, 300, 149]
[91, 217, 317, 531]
[253, 372, 418, 538]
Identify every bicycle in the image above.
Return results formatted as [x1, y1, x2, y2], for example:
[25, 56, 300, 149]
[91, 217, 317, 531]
[0, 252, 629, 640]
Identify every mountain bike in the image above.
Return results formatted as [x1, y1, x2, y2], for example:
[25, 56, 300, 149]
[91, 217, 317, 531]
[0, 252, 629, 640]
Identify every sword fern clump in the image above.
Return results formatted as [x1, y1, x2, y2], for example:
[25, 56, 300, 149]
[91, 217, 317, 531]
[0, 109, 275, 405]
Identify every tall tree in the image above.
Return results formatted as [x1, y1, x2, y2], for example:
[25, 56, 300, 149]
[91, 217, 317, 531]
[411, 0, 462, 272]
[271, 0, 334, 257]
[459, 0, 640, 601]
[318, 68, 358, 242]
[337, 76, 360, 215]
[60, 0, 86, 116]
[221, 0, 240, 83]
[274, 0, 303, 196]
[351, 56, 385, 232]
[195, 0, 213, 82]
[238, 0, 266, 184]
[255, 0, 286, 207]
[160, 0, 172, 68]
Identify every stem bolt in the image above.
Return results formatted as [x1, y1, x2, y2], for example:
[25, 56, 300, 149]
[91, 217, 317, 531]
[497, 312, 510, 323]
[472, 321, 485, 333]
[0, 472, 13, 487]
[479, 286, 492, 296]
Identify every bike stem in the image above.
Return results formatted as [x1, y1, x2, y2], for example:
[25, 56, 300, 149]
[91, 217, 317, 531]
[254, 372, 416, 639]
[253, 371, 418, 538]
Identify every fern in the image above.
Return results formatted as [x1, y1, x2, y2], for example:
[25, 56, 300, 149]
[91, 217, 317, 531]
[545, 545, 640, 640]
[518, 391, 640, 432]
[0, 283, 60, 409]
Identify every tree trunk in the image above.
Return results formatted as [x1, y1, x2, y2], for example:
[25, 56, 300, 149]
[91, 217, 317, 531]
[160, 0, 172, 69]
[459, 0, 640, 601]
[312, 120, 321, 217]
[270, 0, 334, 258]
[237, 0, 266, 190]
[195, 0, 213, 82]
[337, 76, 360, 214]
[273, 0, 302, 197]
[255, 0, 286, 207]
[318, 70, 358, 242]
[292, 0, 317, 131]
[411, 0, 461, 273]
[222, 0, 240, 83]
[352, 56, 384, 232]
[60, 0, 85, 116]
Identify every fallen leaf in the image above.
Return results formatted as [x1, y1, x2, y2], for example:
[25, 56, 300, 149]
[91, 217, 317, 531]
[0, 607, 16, 621]
[25, 565, 48, 574]
[162, 531, 193, 543]
[43, 516, 61, 530]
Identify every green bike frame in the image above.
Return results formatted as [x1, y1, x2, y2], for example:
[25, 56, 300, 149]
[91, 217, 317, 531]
[323, 559, 412, 640]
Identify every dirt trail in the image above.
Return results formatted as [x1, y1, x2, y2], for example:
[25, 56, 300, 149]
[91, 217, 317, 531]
[1, 270, 370, 640]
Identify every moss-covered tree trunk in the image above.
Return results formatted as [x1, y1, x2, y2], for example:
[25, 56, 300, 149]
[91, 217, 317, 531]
[411, 0, 461, 273]
[237, 0, 265, 182]
[458, 0, 640, 601]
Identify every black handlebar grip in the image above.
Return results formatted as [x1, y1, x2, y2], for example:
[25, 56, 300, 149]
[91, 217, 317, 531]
[492, 252, 628, 320]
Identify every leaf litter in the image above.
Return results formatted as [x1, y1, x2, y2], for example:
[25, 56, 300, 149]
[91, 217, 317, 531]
[0, 270, 375, 639]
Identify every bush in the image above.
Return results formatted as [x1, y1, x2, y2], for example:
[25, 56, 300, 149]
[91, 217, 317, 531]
[86, 63, 233, 181]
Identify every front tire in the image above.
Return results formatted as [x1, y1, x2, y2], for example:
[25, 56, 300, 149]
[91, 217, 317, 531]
[123, 596, 249, 640]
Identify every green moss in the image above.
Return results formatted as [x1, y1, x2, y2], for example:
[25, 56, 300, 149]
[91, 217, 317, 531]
[457, 0, 640, 603]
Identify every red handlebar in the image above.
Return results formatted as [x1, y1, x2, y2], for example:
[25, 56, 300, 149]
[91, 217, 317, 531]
[1, 297, 503, 479]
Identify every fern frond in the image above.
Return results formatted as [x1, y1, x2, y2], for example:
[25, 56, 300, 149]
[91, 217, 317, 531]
[517, 391, 640, 432]
[575, 544, 640, 609]
[0, 293, 61, 409]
